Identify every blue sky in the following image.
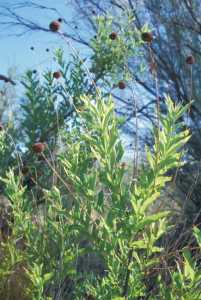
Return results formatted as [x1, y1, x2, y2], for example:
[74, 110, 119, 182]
[0, 1, 136, 155]
[0, 1, 84, 75]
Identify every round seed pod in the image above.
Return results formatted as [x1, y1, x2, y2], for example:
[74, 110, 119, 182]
[186, 55, 195, 65]
[53, 71, 62, 79]
[21, 166, 29, 175]
[141, 32, 153, 43]
[109, 32, 118, 40]
[49, 20, 60, 32]
[118, 80, 126, 90]
[32, 142, 46, 154]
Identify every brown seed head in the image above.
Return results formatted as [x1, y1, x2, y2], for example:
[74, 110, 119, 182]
[186, 55, 195, 65]
[21, 166, 29, 175]
[118, 80, 126, 90]
[49, 20, 60, 32]
[53, 71, 62, 79]
[141, 32, 153, 43]
[109, 32, 118, 40]
[32, 142, 46, 154]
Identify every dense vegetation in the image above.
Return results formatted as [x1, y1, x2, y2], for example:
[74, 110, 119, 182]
[0, 9, 201, 300]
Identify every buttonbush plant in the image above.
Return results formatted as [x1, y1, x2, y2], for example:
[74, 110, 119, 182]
[0, 11, 200, 300]
[20, 49, 90, 152]
[90, 12, 144, 85]
[1, 90, 198, 299]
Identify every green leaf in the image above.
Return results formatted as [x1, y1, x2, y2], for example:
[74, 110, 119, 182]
[183, 248, 195, 281]
[139, 191, 160, 213]
[145, 146, 154, 170]
[102, 102, 114, 130]
[137, 212, 170, 230]
[43, 272, 53, 284]
[97, 190, 104, 207]
[193, 227, 201, 248]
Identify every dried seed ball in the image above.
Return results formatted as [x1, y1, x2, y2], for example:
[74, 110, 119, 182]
[32, 142, 46, 154]
[21, 166, 29, 175]
[109, 32, 118, 40]
[53, 71, 62, 79]
[57, 18, 63, 23]
[186, 55, 195, 65]
[46, 48, 50, 52]
[141, 32, 153, 43]
[32, 70, 37, 74]
[49, 20, 60, 32]
[118, 80, 126, 90]
[30, 46, 34, 50]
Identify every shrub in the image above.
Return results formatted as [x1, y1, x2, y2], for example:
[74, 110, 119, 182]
[0, 10, 199, 300]
[0, 92, 193, 299]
